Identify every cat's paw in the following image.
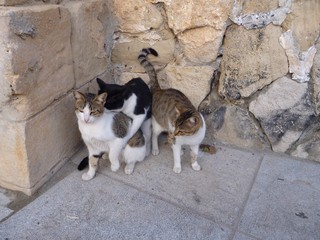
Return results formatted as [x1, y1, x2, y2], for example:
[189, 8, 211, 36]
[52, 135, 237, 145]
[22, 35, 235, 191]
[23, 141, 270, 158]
[82, 172, 94, 181]
[124, 165, 134, 175]
[173, 166, 182, 174]
[111, 163, 120, 172]
[191, 162, 201, 171]
[152, 148, 160, 156]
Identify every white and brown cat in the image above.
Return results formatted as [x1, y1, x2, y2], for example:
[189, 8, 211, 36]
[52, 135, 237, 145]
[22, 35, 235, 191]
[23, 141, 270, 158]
[139, 48, 206, 173]
[74, 91, 146, 180]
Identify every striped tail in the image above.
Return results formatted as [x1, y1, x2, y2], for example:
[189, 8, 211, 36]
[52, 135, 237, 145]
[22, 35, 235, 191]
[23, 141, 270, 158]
[138, 48, 160, 91]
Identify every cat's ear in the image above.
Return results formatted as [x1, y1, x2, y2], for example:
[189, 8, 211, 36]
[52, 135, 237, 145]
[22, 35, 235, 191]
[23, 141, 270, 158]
[187, 116, 198, 127]
[94, 92, 108, 105]
[96, 78, 107, 90]
[73, 91, 85, 101]
[174, 107, 181, 118]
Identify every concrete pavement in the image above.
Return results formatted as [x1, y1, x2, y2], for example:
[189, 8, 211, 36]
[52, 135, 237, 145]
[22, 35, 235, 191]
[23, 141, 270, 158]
[0, 137, 319, 240]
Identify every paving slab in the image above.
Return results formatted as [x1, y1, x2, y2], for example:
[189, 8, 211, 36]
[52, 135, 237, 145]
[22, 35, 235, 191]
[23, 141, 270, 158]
[0, 170, 231, 240]
[238, 154, 320, 240]
[93, 140, 263, 226]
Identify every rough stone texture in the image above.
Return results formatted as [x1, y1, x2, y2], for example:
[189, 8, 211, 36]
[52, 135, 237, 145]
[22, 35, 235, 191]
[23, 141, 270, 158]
[65, 0, 110, 87]
[289, 123, 320, 162]
[0, 5, 74, 121]
[205, 104, 270, 150]
[219, 24, 288, 100]
[111, 38, 175, 71]
[161, 0, 233, 35]
[283, 0, 320, 52]
[0, 93, 81, 195]
[114, 0, 163, 34]
[0, 0, 27, 6]
[177, 26, 223, 64]
[230, 0, 291, 29]
[279, 30, 317, 83]
[164, 64, 213, 107]
[117, 72, 150, 85]
[249, 77, 316, 153]
[311, 37, 320, 115]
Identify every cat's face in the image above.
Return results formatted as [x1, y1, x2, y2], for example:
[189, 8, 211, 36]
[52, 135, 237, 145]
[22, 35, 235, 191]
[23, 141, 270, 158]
[73, 91, 107, 124]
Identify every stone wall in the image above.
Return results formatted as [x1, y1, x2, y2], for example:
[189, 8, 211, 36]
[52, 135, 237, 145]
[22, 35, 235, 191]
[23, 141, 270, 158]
[0, 0, 115, 195]
[0, 0, 319, 195]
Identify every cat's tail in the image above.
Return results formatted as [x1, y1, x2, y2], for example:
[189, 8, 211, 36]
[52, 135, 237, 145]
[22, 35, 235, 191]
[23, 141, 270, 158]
[138, 48, 160, 92]
[77, 157, 88, 171]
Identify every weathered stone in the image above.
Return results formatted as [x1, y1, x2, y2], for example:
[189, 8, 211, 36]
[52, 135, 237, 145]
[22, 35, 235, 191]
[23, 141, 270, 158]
[241, 0, 279, 13]
[65, 0, 110, 88]
[249, 76, 316, 152]
[279, 30, 317, 83]
[111, 38, 175, 72]
[114, 0, 163, 34]
[117, 72, 150, 85]
[0, 0, 27, 6]
[0, 93, 81, 195]
[162, 0, 233, 34]
[0, 5, 74, 121]
[311, 37, 320, 115]
[230, 0, 291, 29]
[205, 104, 270, 150]
[164, 64, 213, 107]
[219, 24, 288, 100]
[290, 123, 320, 162]
[177, 26, 223, 64]
[283, 0, 320, 52]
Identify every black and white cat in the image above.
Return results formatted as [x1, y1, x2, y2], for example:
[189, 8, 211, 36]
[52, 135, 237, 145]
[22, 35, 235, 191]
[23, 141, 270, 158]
[78, 77, 152, 170]
[74, 91, 147, 179]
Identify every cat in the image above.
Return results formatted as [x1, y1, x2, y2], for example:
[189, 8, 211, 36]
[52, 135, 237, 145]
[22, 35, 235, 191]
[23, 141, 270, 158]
[138, 48, 206, 173]
[77, 77, 152, 170]
[74, 91, 147, 180]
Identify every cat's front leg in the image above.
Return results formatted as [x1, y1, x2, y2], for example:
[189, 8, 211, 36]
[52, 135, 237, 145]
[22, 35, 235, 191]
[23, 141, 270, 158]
[172, 144, 182, 173]
[190, 145, 201, 171]
[82, 155, 99, 181]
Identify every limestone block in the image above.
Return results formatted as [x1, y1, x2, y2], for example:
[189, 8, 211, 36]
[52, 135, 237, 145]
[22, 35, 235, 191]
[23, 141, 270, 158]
[218, 24, 288, 100]
[0, 0, 27, 6]
[0, 5, 74, 121]
[241, 0, 279, 13]
[249, 76, 316, 153]
[117, 72, 150, 85]
[205, 105, 270, 150]
[162, 0, 233, 34]
[114, 0, 163, 34]
[283, 0, 320, 51]
[111, 38, 175, 71]
[65, 0, 110, 87]
[311, 37, 320, 115]
[177, 26, 223, 64]
[290, 125, 320, 163]
[164, 65, 213, 108]
[230, 0, 291, 29]
[0, 93, 82, 195]
[279, 30, 317, 83]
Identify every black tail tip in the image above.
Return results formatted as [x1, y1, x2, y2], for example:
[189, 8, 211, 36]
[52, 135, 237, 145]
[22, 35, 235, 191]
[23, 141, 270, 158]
[77, 157, 89, 171]
[142, 48, 158, 57]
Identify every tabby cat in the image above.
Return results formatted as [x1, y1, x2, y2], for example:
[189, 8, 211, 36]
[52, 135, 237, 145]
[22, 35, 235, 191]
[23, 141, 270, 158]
[74, 91, 146, 180]
[139, 48, 206, 173]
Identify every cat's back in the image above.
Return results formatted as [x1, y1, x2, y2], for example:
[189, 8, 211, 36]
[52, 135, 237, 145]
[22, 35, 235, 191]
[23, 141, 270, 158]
[152, 88, 196, 114]
[125, 77, 151, 101]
